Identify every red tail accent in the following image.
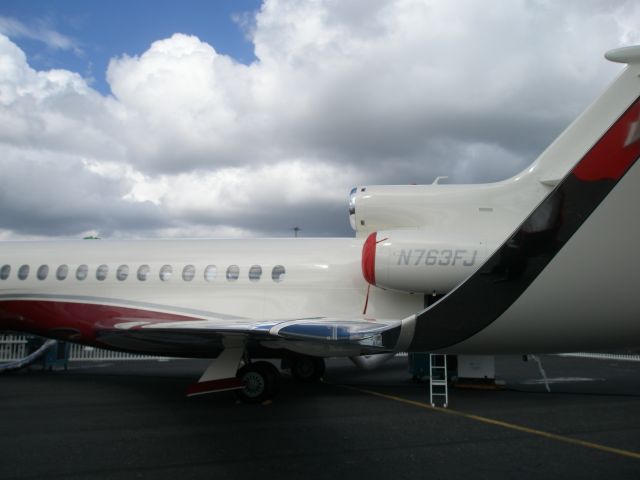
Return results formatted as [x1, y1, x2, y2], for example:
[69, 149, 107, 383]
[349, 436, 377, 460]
[573, 99, 640, 181]
[362, 232, 377, 285]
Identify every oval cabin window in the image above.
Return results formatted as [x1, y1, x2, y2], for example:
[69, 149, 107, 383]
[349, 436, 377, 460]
[18, 264, 30, 280]
[116, 265, 129, 281]
[76, 264, 88, 281]
[160, 265, 173, 281]
[226, 265, 239, 282]
[96, 264, 108, 281]
[182, 265, 195, 282]
[249, 265, 262, 282]
[204, 265, 217, 282]
[56, 265, 68, 281]
[271, 265, 286, 283]
[137, 265, 150, 281]
[37, 265, 49, 280]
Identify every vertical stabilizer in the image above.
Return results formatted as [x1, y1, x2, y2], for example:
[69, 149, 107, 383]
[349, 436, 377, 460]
[526, 46, 640, 186]
[407, 46, 640, 353]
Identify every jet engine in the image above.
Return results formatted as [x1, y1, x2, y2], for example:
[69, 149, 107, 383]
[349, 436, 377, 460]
[361, 229, 491, 294]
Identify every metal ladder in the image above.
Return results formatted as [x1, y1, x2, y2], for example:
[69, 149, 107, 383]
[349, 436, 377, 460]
[429, 353, 448, 408]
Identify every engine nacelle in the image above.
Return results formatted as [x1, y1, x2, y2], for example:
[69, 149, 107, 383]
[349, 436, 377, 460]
[349, 183, 494, 237]
[362, 229, 491, 294]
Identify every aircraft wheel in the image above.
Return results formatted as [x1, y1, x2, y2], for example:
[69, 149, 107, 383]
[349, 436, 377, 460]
[235, 362, 280, 404]
[291, 356, 325, 382]
[253, 361, 281, 395]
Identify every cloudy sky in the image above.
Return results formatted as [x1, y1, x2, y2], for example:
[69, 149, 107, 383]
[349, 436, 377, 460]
[0, 0, 638, 240]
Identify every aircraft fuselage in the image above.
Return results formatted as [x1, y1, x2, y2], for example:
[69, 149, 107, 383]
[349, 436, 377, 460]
[0, 238, 423, 355]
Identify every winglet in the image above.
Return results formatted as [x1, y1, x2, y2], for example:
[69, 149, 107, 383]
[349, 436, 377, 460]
[605, 45, 640, 64]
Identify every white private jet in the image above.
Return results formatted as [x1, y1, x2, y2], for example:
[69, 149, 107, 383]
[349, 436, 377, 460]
[2, 45, 640, 402]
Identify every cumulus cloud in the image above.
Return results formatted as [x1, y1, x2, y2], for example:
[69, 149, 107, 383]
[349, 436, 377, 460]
[0, 0, 639, 239]
[0, 147, 164, 238]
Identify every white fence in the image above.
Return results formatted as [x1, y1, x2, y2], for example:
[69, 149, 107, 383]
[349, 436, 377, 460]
[0, 334, 167, 362]
[0, 335, 29, 362]
[557, 352, 640, 362]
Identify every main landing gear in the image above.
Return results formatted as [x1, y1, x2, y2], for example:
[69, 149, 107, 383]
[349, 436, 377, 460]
[234, 355, 326, 403]
[188, 351, 327, 403]
[235, 361, 281, 404]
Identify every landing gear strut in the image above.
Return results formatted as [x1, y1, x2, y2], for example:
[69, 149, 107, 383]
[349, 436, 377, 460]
[235, 361, 281, 404]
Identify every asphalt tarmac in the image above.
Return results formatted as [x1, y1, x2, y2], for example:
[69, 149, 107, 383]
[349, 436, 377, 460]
[1, 355, 639, 479]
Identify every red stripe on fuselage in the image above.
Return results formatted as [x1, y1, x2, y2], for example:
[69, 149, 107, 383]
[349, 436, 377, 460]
[0, 299, 197, 345]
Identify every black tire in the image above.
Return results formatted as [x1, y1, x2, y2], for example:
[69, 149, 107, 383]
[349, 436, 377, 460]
[291, 356, 325, 383]
[235, 362, 280, 404]
[253, 361, 281, 396]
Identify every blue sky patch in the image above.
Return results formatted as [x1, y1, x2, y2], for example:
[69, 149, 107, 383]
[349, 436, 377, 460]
[0, 0, 261, 95]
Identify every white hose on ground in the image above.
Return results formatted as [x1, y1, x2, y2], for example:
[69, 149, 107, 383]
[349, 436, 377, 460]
[0, 339, 57, 373]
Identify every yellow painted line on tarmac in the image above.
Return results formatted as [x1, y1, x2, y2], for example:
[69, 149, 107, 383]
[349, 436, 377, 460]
[343, 385, 640, 461]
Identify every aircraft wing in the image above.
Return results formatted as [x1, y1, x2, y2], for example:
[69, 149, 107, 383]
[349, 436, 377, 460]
[95, 315, 403, 357]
